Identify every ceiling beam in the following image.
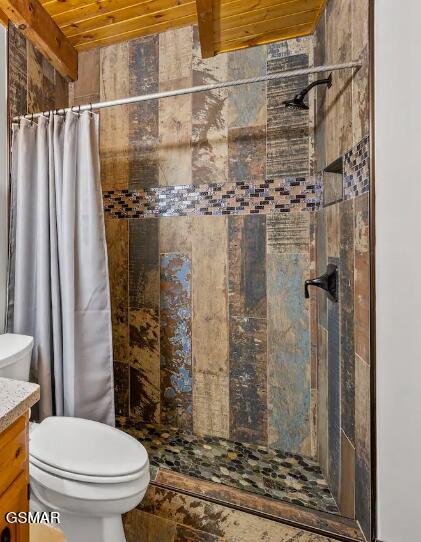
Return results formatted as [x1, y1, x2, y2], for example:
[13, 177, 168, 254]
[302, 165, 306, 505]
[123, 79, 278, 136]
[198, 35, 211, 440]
[0, 0, 78, 81]
[0, 9, 7, 26]
[195, 0, 214, 58]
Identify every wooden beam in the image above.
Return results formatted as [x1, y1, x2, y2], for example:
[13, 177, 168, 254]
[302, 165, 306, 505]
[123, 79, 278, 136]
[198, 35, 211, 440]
[195, 0, 214, 58]
[0, 0, 78, 80]
[0, 9, 7, 26]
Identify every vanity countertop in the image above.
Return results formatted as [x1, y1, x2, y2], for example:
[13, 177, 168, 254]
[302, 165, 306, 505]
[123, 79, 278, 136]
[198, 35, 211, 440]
[0, 377, 40, 433]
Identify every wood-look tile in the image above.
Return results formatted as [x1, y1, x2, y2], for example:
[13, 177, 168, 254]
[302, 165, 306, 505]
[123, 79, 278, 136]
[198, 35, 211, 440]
[192, 27, 228, 186]
[174, 524, 221, 542]
[267, 213, 310, 255]
[268, 252, 311, 455]
[310, 387, 317, 459]
[129, 35, 159, 189]
[267, 36, 312, 59]
[309, 214, 318, 457]
[229, 316, 267, 445]
[140, 486, 338, 542]
[41, 57, 56, 111]
[159, 92, 192, 186]
[227, 45, 266, 129]
[317, 326, 328, 477]
[267, 51, 311, 178]
[129, 219, 159, 310]
[27, 42, 45, 113]
[105, 218, 129, 362]
[326, 203, 340, 258]
[351, 0, 370, 146]
[99, 42, 130, 191]
[128, 217, 160, 423]
[309, 213, 317, 388]
[340, 198, 355, 442]
[314, 12, 327, 172]
[325, 0, 353, 164]
[323, 172, 343, 206]
[193, 372, 229, 439]
[228, 215, 266, 319]
[69, 49, 100, 105]
[129, 308, 160, 423]
[113, 361, 129, 417]
[8, 25, 27, 118]
[54, 73, 69, 110]
[354, 192, 370, 363]
[355, 353, 371, 540]
[160, 216, 192, 255]
[228, 125, 266, 183]
[340, 430, 356, 519]
[327, 257, 340, 503]
[192, 216, 229, 438]
[160, 253, 192, 430]
[159, 27, 193, 186]
[316, 208, 327, 329]
[123, 508, 176, 542]
[159, 26, 193, 88]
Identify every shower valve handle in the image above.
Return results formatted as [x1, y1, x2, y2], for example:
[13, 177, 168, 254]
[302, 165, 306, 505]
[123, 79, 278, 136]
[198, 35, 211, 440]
[304, 264, 338, 302]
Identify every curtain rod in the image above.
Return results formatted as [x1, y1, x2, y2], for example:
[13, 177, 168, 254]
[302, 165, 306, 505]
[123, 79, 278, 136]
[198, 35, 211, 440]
[13, 62, 360, 122]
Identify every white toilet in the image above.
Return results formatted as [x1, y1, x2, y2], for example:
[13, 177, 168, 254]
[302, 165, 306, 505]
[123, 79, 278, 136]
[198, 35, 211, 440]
[0, 333, 150, 542]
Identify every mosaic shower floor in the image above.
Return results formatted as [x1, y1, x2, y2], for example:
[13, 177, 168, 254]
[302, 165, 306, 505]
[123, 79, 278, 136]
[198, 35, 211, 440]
[118, 419, 339, 515]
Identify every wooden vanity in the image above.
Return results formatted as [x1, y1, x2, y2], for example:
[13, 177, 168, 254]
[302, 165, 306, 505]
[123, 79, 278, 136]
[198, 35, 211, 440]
[0, 379, 40, 542]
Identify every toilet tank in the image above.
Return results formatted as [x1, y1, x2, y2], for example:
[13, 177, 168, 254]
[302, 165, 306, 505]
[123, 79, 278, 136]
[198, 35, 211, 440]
[0, 333, 34, 381]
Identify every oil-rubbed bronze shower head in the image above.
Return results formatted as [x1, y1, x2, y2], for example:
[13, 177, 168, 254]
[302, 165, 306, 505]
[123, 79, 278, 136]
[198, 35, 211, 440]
[283, 73, 332, 111]
[283, 95, 310, 110]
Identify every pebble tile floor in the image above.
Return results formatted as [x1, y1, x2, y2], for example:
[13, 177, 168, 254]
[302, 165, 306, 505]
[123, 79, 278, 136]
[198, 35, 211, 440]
[118, 419, 339, 515]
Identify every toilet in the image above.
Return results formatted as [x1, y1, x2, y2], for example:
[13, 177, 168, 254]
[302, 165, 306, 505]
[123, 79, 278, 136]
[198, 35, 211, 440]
[0, 334, 150, 542]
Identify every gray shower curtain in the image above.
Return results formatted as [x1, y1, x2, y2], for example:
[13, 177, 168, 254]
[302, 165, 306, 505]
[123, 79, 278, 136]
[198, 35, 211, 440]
[8, 111, 114, 425]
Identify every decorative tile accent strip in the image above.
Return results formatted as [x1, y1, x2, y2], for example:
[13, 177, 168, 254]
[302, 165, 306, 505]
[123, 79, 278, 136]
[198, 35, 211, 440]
[103, 178, 322, 219]
[343, 135, 370, 200]
[118, 418, 339, 514]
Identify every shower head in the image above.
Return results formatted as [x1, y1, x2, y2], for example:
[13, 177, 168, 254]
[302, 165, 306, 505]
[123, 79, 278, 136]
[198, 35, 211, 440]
[283, 73, 332, 111]
[283, 95, 310, 111]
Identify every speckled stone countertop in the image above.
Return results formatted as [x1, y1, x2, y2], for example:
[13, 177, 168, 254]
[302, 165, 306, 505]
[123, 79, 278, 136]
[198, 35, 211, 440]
[0, 377, 40, 433]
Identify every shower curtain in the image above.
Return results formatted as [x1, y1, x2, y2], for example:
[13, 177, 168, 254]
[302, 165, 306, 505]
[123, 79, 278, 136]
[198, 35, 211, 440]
[8, 111, 114, 425]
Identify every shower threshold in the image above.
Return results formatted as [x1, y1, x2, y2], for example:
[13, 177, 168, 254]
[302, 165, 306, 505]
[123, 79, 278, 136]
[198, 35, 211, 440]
[117, 418, 338, 516]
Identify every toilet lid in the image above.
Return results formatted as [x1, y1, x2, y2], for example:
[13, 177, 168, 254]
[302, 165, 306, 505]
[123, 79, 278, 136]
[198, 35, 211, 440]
[30, 417, 148, 480]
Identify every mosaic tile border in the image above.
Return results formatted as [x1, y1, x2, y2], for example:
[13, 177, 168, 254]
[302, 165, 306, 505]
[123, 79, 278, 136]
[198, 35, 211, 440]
[103, 177, 322, 219]
[343, 135, 370, 200]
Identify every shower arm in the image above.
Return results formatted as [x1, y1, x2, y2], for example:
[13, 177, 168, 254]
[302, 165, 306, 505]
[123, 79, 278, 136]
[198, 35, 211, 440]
[295, 73, 332, 101]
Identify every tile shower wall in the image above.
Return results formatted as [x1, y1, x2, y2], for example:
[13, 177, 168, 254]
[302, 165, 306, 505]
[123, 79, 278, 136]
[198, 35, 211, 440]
[8, 24, 69, 122]
[313, 0, 371, 539]
[70, 28, 317, 457]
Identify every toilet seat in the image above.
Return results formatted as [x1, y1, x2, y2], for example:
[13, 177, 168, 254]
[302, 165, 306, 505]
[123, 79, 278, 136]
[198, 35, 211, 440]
[30, 454, 148, 484]
[29, 416, 148, 484]
[30, 460, 149, 503]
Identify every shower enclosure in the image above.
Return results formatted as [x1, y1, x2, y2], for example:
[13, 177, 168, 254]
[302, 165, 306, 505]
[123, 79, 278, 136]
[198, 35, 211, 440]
[63, 1, 371, 540]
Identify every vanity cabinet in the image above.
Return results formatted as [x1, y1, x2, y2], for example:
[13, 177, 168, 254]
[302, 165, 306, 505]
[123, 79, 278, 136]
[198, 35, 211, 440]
[0, 414, 29, 542]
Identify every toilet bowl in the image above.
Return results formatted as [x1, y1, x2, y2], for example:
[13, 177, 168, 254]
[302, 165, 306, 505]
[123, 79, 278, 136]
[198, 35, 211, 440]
[29, 417, 150, 542]
[0, 334, 150, 542]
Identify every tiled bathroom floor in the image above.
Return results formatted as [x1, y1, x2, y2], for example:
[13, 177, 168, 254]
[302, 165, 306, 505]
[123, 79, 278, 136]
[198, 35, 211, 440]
[118, 419, 339, 515]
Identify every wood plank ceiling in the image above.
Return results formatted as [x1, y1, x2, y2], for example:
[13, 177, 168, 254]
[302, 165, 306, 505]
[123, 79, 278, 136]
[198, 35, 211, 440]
[40, 0, 325, 54]
[0, 0, 326, 81]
